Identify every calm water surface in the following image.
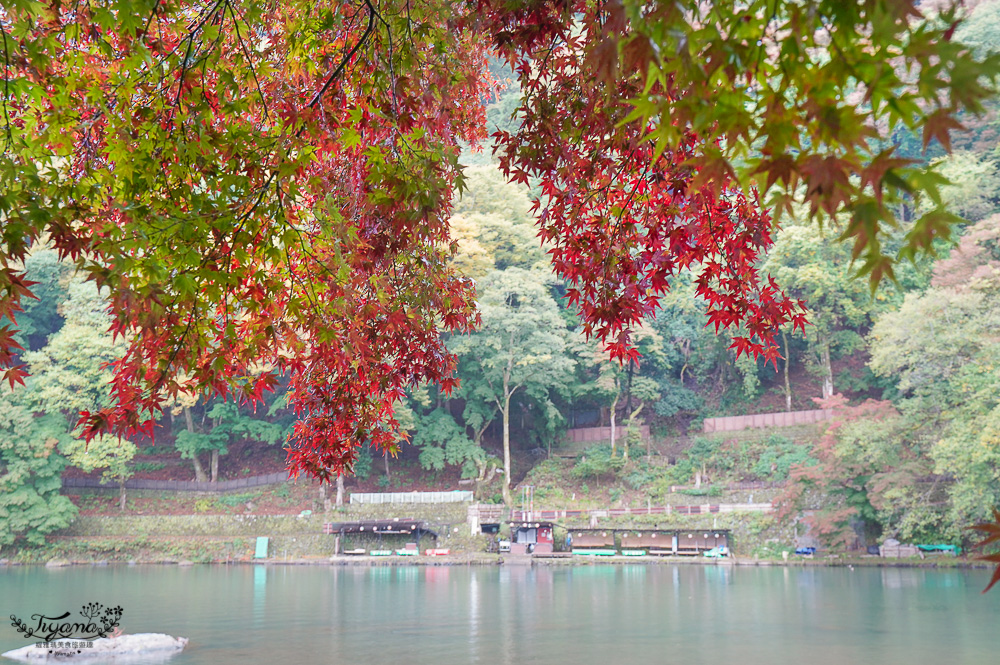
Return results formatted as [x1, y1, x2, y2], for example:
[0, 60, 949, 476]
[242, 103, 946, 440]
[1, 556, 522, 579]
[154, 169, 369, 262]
[1, 564, 997, 664]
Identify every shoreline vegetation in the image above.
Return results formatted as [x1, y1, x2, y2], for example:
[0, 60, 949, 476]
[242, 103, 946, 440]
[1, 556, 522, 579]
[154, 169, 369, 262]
[0, 490, 986, 568]
[2, 554, 991, 570]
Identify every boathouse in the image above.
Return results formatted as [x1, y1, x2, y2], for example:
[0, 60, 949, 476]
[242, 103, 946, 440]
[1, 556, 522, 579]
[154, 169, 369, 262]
[569, 529, 617, 556]
[618, 530, 675, 556]
[508, 521, 555, 554]
[322, 519, 437, 554]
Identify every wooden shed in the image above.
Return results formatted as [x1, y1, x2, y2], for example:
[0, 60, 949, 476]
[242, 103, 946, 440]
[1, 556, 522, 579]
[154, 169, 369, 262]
[619, 531, 675, 555]
[509, 521, 555, 554]
[570, 529, 616, 555]
[322, 519, 436, 554]
[675, 530, 728, 555]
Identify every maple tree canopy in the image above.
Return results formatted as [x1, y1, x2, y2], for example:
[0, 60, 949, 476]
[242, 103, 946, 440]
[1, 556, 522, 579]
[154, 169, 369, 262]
[0, 0, 996, 478]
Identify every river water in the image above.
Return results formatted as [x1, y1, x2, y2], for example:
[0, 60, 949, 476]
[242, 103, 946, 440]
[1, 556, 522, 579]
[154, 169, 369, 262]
[1, 564, 997, 664]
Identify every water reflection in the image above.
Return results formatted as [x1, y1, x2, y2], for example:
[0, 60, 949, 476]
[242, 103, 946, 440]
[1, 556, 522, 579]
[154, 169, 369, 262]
[1, 564, 996, 665]
[881, 567, 921, 588]
[252, 565, 266, 628]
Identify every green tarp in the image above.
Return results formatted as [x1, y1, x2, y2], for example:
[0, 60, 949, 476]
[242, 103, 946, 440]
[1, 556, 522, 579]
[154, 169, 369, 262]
[917, 544, 960, 555]
[254, 537, 269, 559]
[574, 549, 617, 556]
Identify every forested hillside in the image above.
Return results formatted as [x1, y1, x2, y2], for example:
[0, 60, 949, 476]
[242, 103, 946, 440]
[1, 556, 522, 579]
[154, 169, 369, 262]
[1, 0, 1000, 554]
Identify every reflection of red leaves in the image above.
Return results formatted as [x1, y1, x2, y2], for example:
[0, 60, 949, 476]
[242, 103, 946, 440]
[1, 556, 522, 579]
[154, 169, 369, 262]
[970, 508, 1000, 593]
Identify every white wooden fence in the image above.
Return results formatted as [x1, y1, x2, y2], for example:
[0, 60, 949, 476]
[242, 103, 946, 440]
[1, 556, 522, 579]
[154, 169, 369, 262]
[350, 491, 474, 505]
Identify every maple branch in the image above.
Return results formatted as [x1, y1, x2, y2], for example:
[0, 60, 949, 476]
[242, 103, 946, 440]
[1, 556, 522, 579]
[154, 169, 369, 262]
[225, 0, 269, 120]
[147, 298, 200, 399]
[365, 2, 400, 116]
[174, 0, 228, 108]
[305, 0, 376, 111]
[137, 0, 163, 43]
[0, 22, 10, 153]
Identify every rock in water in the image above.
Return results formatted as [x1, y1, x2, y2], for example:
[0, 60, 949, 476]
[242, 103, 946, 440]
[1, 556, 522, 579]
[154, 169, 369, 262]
[1, 633, 188, 662]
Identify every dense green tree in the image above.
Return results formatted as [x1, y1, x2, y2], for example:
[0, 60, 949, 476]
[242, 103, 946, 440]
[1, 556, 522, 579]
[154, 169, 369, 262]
[61, 435, 137, 511]
[21, 280, 141, 508]
[868, 231, 1000, 533]
[450, 268, 574, 504]
[0, 396, 77, 548]
[411, 408, 486, 479]
[15, 249, 72, 352]
[23, 280, 123, 420]
[450, 165, 547, 279]
[174, 402, 285, 483]
[931, 151, 1000, 223]
[573, 323, 663, 460]
[765, 221, 891, 401]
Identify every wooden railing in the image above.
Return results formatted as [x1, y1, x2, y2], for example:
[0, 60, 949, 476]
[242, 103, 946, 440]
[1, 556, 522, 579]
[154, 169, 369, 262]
[563, 425, 650, 443]
[61, 471, 289, 493]
[511, 502, 773, 521]
[702, 408, 832, 433]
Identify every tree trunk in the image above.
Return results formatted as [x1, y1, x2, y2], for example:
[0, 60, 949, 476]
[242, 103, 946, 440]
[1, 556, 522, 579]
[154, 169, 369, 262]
[473, 428, 492, 500]
[383, 450, 390, 477]
[783, 329, 792, 412]
[184, 407, 208, 482]
[624, 403, 644, 463]
[320, 483, 331, 512]
[609, 392, 619, 458]
[211, 449, 219, 483]
[190, 454, 208, 483]
[335, 474, 345, 507]
[820, 337, 834, 399]
[501, 390, 513, 507]
[119, 482, 126, 511]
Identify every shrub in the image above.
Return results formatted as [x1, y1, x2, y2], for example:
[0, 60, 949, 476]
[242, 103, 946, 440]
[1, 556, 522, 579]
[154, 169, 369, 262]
[571, 445, 625, 481]
[217, 492, 259, 507]
[624, 462, 656, 490]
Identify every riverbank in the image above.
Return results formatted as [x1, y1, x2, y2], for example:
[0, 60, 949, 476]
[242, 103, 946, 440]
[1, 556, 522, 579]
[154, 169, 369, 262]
[1, 552, 991, 571]
[0, 504, 979, 570]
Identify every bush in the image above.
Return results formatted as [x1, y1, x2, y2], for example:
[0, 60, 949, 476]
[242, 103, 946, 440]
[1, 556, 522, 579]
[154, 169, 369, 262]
[749, 434, 816, 481]
[217, 492, 259, 507]
[571, 445, 626, 481]
[624, 465, 656, 491]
